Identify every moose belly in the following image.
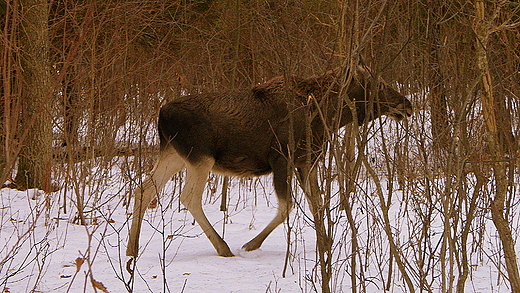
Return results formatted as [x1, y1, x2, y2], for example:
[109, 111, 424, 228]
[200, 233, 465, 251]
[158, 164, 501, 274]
[212, 155, 272, 177]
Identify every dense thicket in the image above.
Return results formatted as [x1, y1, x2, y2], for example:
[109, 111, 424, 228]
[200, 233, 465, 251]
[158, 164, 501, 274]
[1, 0, 519, 291]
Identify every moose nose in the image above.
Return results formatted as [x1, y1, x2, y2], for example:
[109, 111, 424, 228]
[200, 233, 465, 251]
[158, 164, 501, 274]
[405, 105, 413, 117]
[400, 100, 413, 117]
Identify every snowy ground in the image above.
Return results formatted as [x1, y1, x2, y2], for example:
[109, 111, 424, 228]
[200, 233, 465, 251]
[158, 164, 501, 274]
[0, 155, 518, 292]
[1, 169, 318, 293]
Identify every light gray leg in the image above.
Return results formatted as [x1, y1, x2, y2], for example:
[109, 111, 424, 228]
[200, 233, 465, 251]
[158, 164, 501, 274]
[127, 146, 185, 257]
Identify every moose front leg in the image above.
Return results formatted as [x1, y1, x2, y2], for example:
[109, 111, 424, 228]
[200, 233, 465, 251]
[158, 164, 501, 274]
[243, 156, 293, 251]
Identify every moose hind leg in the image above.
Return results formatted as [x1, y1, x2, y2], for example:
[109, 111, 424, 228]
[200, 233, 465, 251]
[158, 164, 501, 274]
[181, 157, 234, 257]
[127, 146, 185, 257]
[242, 158, 293, 251]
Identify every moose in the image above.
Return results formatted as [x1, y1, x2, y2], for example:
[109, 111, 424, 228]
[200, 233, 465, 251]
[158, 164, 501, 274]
[126, 65, 413, 258]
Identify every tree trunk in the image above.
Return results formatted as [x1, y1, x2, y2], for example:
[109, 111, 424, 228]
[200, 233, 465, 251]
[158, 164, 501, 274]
[474, 1, 520, 291]
[15, 0, 52, 191]
[426, 1, 451, 157]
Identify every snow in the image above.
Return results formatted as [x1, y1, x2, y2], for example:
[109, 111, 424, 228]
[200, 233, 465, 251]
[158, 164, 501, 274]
[1, 172, 318, 292]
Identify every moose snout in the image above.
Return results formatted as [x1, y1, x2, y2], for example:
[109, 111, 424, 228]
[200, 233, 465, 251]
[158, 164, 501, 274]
[388, 99, 413, 121]
[398, 100, 413, 118]
[405, 103, 413, 117]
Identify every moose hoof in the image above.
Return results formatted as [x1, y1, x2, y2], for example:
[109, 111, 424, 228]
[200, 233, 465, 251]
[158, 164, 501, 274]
[215, 240, 234, 257]
[126, 258, 135, 275]
[241, 241, 260, 252]
[217, 247, 235, 257]
[219, 250, 235, 257]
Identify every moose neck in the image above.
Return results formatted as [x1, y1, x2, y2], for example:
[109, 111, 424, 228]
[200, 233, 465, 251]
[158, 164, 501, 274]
[298, 73, 367, 132]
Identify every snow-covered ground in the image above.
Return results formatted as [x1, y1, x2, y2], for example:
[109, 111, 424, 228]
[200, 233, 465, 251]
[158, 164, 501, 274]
[1, 169, 318, 292]
[1, 160, 517, 292]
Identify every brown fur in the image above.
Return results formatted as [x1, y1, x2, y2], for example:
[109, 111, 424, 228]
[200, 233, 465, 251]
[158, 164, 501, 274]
[127, 66, 413, 257]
